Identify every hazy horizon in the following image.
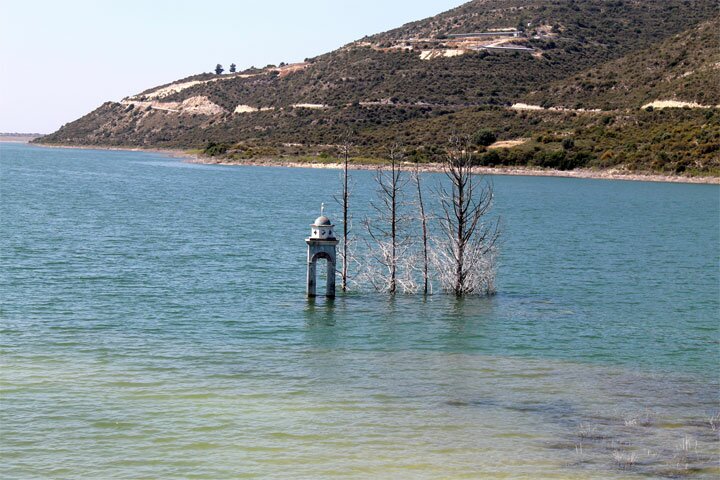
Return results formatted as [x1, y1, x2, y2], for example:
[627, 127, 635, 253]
[0, 0, 462, 134]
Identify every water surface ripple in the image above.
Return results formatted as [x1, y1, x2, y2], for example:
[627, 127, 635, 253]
[1, 144, 718, 478]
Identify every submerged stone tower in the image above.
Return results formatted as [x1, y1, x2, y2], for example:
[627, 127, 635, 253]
[306, 204, 338, 298]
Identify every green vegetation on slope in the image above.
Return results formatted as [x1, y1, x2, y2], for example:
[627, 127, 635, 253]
[205, 108, 720, 175]
[524, 19, 720, 109]
[474, 110, 720, 174]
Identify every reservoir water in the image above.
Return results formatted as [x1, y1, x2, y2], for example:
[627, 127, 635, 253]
[1, 143, 718, 478]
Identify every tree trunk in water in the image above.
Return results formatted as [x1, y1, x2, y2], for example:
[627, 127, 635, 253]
[389, 155, 397, 294]
[414, 163, 429, 295]
[455, 168, 465, 296]
[342, 146, 349, 292]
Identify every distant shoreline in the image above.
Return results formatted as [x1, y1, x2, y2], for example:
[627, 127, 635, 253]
[0, 135, 42, 143]
[190, 156, 720, 185]
[29, 143, 720, 185]
[30, 143, 197, 160]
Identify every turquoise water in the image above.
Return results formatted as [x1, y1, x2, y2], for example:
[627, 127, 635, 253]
[1, 143, 718, 478]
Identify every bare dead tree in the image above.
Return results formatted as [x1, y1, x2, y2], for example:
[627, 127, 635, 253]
[362, 144, 413, 293]
[341, 140, 350, 291]
[412, 160, 431, 295]
[434, 137, 500, 296]
[333, 137, 353, 291]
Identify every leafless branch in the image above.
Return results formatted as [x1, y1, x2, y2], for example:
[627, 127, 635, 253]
[333, 136, 354, 291]
[362, 143, 414, 293]
[433, 136, 500, 296]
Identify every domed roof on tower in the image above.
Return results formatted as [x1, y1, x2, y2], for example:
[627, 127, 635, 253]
[314, 215, 332, 226]
[308, 203, 336, 241]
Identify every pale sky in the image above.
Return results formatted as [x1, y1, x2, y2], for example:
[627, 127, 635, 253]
[0, 0, 463, 133]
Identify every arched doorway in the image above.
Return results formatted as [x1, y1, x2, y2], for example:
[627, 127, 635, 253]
[308, 251, 336, 297]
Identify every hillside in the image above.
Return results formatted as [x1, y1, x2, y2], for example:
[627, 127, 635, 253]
[523, 18, 720, 110]
[36, 0, 720, 175]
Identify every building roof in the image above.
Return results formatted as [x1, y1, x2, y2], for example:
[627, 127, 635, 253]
[313, 215, 332, 226]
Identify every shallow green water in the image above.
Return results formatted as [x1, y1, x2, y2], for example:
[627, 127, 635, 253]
[1, 143, 718, 478]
